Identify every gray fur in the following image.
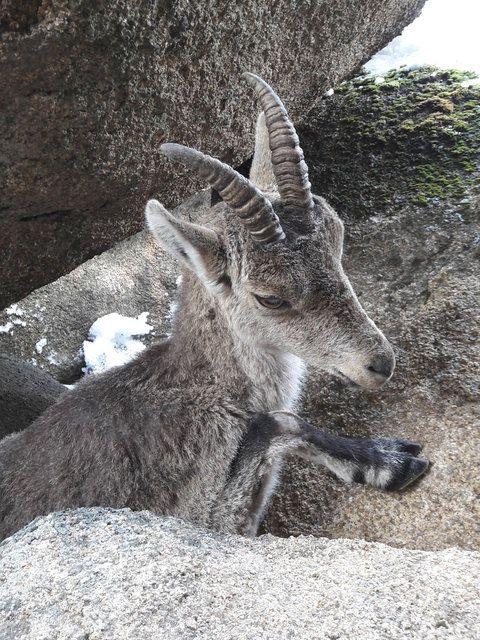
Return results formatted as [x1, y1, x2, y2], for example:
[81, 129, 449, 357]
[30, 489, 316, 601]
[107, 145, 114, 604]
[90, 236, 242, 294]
[0, 76, 427, 541]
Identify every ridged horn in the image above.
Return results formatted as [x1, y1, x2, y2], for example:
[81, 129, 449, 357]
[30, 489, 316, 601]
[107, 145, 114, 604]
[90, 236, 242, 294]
[161, 143, 285, 244]
[243, 72, 314, 217]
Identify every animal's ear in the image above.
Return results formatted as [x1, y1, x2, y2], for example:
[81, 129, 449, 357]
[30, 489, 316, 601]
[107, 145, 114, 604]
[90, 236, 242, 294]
[145, 200, 227, 288]
[249, 112, 277, 194]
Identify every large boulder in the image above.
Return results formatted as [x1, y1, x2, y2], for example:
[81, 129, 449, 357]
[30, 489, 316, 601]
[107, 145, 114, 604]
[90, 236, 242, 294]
[299, 67, 480, 217]
[0, 353, 64, 439]
[0, 0, 426, 307]
[0, 508, 478, 640]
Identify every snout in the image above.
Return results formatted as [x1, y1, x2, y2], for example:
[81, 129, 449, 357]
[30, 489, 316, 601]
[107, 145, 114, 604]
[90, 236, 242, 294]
[334, 341, 395, 391]
[354, 344, 396, 390]
[366, 352, 395, 385]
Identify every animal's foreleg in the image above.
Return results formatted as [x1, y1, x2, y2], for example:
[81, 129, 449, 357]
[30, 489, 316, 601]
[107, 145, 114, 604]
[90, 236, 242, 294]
[210, 411, 428, 538]
[272, 411, 429, 491]
[210, 414, 302, 537]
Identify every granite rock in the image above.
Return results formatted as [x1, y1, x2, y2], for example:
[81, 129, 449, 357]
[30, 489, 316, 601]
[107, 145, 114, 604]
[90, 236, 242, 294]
[0, 508, 478, 640]
[0, 0, 426, 305]
[0, 353, 64, 439]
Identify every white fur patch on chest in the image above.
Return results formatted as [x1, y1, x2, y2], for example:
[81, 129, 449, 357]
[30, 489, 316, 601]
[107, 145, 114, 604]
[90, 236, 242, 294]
[244, 346, 306, 412]
[277, 352, 306, 410]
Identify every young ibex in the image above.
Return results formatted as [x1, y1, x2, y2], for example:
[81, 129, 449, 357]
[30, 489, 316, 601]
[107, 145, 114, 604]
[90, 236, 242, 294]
[0, 74, 428, 541]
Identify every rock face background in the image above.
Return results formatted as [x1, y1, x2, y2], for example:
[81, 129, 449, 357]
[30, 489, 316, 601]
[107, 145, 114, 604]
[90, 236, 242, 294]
[1, 68, 479, 550]
[1, 508, 479, 640]
[0, 0, 426, 307]
[0, 354, 65, 439]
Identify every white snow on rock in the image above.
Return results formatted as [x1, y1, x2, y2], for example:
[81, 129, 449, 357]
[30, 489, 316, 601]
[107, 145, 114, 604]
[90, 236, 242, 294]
[82, 312, 153, 375]
[366, 0, 480, 76]
[461, 77, 480, 88]
[46, 352, 60, 366]
[0, 322, 13, 334]
[35, 338, 47, 354]
[1, 304, 27, 332]
[5, 303, 24, 316]
[166, 299, 178, 323]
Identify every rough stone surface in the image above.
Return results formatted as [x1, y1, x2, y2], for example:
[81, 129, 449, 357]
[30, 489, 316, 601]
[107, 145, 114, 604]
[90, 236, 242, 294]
[299, 67, 480, 217]
[0, 508, 478, 640]
[0, 353, 65, 439]
[0, 0, 426, 307]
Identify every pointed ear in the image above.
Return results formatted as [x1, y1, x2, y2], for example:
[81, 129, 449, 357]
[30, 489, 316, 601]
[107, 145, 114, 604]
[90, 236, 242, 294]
[249, 112, 277, 194]
[145, 200, 227, 288]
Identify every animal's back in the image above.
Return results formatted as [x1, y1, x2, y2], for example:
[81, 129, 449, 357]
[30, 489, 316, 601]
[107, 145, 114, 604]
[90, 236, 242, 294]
[0, 342, 246, 540]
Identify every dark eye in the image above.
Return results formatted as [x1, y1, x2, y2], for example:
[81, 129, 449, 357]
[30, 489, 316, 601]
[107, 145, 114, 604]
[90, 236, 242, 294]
[254, 294, 290, 310]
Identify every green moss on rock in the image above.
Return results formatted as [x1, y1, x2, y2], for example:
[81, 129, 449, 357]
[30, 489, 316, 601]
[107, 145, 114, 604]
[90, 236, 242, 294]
[300, 67, 480, 219]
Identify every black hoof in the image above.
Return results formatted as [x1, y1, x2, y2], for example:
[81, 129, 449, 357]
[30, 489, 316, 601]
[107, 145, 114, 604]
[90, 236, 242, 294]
[375, 438, 423, 456]
[393, 439, 423, 456]
[386, 456, 429, 491]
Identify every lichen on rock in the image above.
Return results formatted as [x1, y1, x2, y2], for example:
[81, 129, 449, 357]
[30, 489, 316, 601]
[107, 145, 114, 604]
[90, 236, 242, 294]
[301, 67, 480, 218]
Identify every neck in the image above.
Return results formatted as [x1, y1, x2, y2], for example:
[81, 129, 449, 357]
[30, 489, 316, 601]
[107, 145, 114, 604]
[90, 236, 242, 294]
[169, 273, 306, 412]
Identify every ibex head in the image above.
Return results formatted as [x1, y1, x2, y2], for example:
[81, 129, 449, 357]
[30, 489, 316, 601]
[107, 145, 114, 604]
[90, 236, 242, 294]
[146, 73, 395, 390]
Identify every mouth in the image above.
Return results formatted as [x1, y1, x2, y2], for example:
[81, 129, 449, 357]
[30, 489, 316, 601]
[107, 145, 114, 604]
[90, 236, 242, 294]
[332, 368, 361, 389]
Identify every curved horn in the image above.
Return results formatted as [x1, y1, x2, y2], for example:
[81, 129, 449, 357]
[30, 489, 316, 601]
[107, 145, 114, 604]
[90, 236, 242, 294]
[161, 143, 285, 244]
[243, 72, 314, 217]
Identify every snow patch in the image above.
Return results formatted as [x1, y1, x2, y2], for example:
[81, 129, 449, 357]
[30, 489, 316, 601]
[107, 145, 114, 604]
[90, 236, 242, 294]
[35, 338, 47, 354]
[324, 88, 334, 97]
[82, 312, 153, 375]
[6, 303, 24, 316]
[461, 77, 480, 88]
[166, 299, 178, 323]
[46, 352, 60, 366]
[0, 322, 13, 334]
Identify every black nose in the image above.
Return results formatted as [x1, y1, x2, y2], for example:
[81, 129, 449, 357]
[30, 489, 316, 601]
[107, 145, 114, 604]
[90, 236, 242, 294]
[367, 354, 394, 380]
